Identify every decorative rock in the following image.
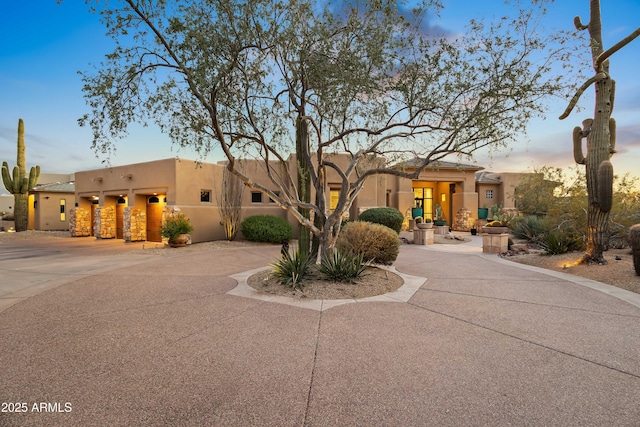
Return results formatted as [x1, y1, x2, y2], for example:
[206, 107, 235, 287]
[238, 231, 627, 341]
[453, 208, 472, 231]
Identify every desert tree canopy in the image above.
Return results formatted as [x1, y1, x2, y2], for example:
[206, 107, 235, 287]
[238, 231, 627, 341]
[79, 0, 581, 255]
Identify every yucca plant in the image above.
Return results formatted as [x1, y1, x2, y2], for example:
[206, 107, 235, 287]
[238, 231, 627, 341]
[317, 250, 371, 283]
[271, 249, 314, 290]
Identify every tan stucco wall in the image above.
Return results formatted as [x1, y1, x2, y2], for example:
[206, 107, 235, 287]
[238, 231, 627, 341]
[32, 192, 72, 230]
[73, 156, 529, 244]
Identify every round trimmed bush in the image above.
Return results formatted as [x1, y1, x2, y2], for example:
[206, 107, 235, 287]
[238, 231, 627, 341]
[358, 207, 405, 233]
[241, 215, 293, 243]
[336, 221, 400, 265]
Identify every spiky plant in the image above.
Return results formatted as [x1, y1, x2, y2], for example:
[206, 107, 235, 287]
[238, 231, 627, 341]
[1, 119, 40, 232]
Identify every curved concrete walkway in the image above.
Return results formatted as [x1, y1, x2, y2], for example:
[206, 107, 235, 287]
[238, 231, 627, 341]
[1, 236, 639, 426]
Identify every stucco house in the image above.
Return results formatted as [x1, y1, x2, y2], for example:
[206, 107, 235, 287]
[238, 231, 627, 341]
[70, 155, 527, 244]
[0, 173, 75, 230]
[475, 171, 524, 211]
[70, 156, 530, 244]
[29, 181, 75, 231]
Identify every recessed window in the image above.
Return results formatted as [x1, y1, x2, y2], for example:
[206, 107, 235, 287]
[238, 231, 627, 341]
[269, 191, 280, 203]
[251, 192, 262, 203]
[486, 190, 493, 199]
[201, 190, 211, 203]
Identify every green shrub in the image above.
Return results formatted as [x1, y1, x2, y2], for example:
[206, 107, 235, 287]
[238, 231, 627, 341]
[160, 213, 194, 241]
[512, 215, 546, 242]
[336, 221, 400, 265]
[271, 250, 314, 290]
[317, 250, 371, 283]
[358, 207, 404, 234]
[241, 215, 293, 243]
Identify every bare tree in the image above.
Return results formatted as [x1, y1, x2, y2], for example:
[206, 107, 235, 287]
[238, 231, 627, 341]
[80, 0, 578, 257]
[559, 0, 640, 264]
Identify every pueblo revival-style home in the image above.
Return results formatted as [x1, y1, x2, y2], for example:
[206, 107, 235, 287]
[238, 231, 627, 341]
[66, 155, 524, 244]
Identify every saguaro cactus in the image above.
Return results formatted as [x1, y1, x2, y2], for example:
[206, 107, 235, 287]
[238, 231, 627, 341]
[1, 119, 40, 232]
[559, 1, 640, 264]
[630, 224, 640, 276]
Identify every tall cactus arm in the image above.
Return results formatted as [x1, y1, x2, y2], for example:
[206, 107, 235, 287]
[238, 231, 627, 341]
[16, 118, 25, 170]
[12, 166, 21, 193]
[574, 15, 589, 31]
[28, 165, 40, 189]
[573, 126, 585, 164]
[609, 118, 617, 155]
[1, 162, 15, 193]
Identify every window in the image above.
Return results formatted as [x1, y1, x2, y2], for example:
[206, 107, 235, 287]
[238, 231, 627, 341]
[251, 192, 262, 203]
[60, 199, 66, 221]
[269, 191, 280, 203]
[329, 188, 349, 219]
[200, 190, 211, 203]
[485, 189, 493, 199]
[329, 188, 340, 213]
[413, 187, 433, 219]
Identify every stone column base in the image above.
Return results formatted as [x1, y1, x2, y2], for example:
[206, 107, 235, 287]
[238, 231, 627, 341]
[413, 229, 434, 245]
[483, 233, 508, 253]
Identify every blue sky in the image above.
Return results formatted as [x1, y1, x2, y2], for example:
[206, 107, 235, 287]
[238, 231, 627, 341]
[1, 1, 639, 196]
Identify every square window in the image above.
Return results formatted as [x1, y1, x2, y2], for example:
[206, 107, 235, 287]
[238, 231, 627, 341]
[486, 190, 493, 199]
[200, 190, 211, 203]
[269, 191, 280, 203]
[251, 192, 262, 203]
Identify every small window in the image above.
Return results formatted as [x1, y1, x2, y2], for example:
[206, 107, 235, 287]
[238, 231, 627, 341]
[251, 192, 262, 203]
[201, 190, 211, 203]
[60, 199, 66, 221]
[486, 190, 493, 199]
[269, 191, 280, 203]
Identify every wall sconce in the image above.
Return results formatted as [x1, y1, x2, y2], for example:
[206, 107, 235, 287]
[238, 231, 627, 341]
[441, 194, 446, 202]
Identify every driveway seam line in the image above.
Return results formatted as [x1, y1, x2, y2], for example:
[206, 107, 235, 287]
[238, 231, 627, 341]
[408, 301, 640, 380]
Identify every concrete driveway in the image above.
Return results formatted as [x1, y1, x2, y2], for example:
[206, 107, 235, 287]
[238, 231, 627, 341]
[1, 236, 639, 426]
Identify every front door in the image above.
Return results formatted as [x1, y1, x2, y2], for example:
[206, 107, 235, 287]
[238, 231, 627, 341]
[116, 198, 126, 239]
[146, 196, 164, 242]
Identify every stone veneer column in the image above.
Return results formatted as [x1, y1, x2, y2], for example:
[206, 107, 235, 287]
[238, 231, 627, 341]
[69, 208, 92, 237]
[94, 206, 116, 239]
[124, 207, 146, 242]
[453, 207, 473, 232]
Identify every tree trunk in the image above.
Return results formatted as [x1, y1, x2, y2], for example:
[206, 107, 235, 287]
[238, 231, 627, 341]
[296, 116, 311, 256]
[14, 193, 28, 232]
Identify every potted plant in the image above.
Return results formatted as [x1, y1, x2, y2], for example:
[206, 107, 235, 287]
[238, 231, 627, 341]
[482, 220, 509, 234]
[478, 206, 489, 220]
[470, 220, 478, 235]
[160, 212, 194, 247]
[411, 199, 423, 220]
[433, 203, 446, 226]
[415, 217, 433, 229]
